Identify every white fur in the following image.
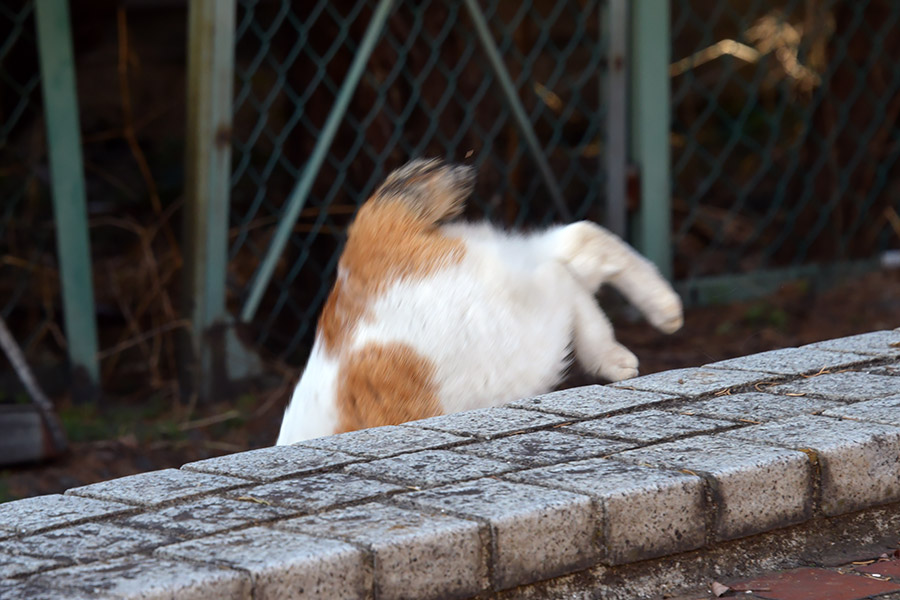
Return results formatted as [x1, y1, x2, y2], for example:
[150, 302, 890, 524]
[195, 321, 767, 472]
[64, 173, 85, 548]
[276, 218, 682, 444]
[275, 341, 340, 445]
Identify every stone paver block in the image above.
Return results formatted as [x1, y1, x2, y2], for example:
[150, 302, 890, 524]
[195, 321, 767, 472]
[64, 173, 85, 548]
[224, 472, 404, 512]
[345, 449, 518, 487]
[405, 407, 567, 439]
[400, 478, 594, 591]
[296, 425, 468, 458]
[158, 526, 368, 600]
[730, 567, 900, 600]
[769, 372, 900, 402]
[0, 493, 133, 535]
[614, 367, 775, 397]
[704, 347, 872, 375]
[565, 409, 735, 443]
[507, 385, 676, 418]
[66, 468, 246, 506]
[33, 554, 250, 600]
[0, 551, 61, 578]
[0, 580, 97, 600]
[803, 330, 900, 357]
[506, 458, 706, 564]
[673, 392, 843, 423]
[722, 414, 900, 516]
[610, 436, 813, 540]
[277, 502, 484, 600]
[452, 430, 633, 467]
[182, 445, 359, 482]
[118, 495, 296, 538]
[2, 522, 173, 563]
[824, 395, 900, 426]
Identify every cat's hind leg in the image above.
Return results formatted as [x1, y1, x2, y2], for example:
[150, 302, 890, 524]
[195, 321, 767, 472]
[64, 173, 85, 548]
[571, 287, 639, 381]
[553, 221, 683, 334]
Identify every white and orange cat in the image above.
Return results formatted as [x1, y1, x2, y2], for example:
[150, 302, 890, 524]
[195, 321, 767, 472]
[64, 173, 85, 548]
[276, 159, 682, 444]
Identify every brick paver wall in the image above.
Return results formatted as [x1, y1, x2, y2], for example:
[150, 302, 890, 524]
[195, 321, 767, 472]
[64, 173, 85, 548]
[1, 329, 899, 599]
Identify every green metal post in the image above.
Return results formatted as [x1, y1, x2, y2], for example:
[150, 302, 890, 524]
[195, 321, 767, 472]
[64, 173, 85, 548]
[630, 0, 673, 279]
[241, 0, 396, 323]
[184, 0, 236, 399]
[34, 0, 100, 396]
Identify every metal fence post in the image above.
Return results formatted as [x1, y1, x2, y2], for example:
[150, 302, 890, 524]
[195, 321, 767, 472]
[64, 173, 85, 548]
[34, 0, 100, 398]
[605, 0, 628, 238]
[630, 0, 673, 279]
[183, 0, 237, 399]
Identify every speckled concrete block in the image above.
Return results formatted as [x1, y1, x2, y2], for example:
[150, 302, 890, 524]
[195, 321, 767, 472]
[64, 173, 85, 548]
[182, 445, 359, 482]
[66, 468, 246, 506]
[614, 367, 775, 397]
[32, 554, 250, 600]
[158, 526, 368, 600]
[824, 395, 900, 426]
[672, 392, 842, 423]
[345, 449, 518, 487]
[277, 502, 485, 600]
[565, 409, 735, 444]
[405, 407, 567, 439]
[610, 436, 813, 540]
[0, 493, 132, 535]
[296, 425, 469, 458]
[400, 478, 594, 591]
[0, 580, 97, 600]
[768, 372, 900, 402]
[722, 415, 900, 516]
[224, 472, 404, 512]
[0, 551, 61, 578]
[507, 386, 677, 418]
[1, 522, 173, 563]
[117, 495, 295, 538]
[803, 330, 900, 357]
[505, 457, 706, 564]
[704, 347, 872, 375]
[452, 430, 633, 467]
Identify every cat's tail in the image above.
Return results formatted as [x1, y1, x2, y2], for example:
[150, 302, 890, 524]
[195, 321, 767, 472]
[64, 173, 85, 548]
[369, 158, 475, 226]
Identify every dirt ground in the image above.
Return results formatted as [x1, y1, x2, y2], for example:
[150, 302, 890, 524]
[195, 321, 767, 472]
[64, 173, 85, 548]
[2, 268, 899, 503]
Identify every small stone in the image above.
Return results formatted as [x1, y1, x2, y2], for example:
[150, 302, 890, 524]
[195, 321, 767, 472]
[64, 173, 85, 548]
[452, 430, 633, 467]
[614, 368, 775, 397]
[769, 372, 900, 402]
[296, 425, 468, 458]
[66, 468, 245, 506]
[345, 449, 518, 487]
[223, 472, 404, 512]
[704, 347, 872, 375]
[405, 407, 567, 439]
[672, 392, 842, 423]
[0, 494, 132, 535]
[565, 409, 734, 443]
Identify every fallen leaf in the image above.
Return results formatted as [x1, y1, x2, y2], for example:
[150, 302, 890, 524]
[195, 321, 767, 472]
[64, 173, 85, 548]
[711, 581, 731, 597]
[235, 496, 272, 506]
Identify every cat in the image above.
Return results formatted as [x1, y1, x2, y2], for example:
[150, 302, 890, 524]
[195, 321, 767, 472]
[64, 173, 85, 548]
[276, 159, 682, 444]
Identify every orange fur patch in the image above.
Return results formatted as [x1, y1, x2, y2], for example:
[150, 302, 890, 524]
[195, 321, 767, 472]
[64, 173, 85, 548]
[335, 342, 442, 433]
[318, 200, 465, 354]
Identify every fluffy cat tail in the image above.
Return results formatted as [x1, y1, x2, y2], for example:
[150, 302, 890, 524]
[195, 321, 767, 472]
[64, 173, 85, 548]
[370, 158, 475, 226]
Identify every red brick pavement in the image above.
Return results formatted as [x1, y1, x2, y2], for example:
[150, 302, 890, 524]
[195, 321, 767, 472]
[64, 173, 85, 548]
[669, 557, 900, 600]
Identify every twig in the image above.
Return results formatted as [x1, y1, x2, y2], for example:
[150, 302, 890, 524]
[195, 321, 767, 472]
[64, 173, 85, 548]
[0, 314, 67, 453]
[97, 319, 190, 361]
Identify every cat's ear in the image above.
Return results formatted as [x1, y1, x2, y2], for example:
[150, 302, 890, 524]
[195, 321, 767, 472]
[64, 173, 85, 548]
[372, 158, 475, 226]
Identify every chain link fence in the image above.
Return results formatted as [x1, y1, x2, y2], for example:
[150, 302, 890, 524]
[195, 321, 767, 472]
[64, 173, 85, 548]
[228, 0, 615, 362]
[0, 0, 62, 386]
[671, 0, 900, 284]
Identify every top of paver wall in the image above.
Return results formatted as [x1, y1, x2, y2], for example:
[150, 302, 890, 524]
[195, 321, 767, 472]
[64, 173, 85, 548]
[1, 329, 899, 599]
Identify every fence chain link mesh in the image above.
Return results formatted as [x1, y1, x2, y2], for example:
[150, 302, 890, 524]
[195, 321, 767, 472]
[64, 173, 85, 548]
[230, 0, 612, 362]
[0, 0, 60, 380]
[671, 0, 900, 282]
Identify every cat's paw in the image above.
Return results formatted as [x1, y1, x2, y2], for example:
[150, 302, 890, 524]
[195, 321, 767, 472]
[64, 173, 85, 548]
[597, 345, 639, 382]
[647, 293, 684, 334]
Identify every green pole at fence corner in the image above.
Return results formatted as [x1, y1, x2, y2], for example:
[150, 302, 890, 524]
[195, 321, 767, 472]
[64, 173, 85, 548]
[630, 0, 673, 280]
[184, 0, 237, 400]
[34, 0, 100, 396]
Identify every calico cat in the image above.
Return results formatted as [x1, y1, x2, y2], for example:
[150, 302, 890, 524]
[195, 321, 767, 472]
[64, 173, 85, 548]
[277, 159, 682, 444]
